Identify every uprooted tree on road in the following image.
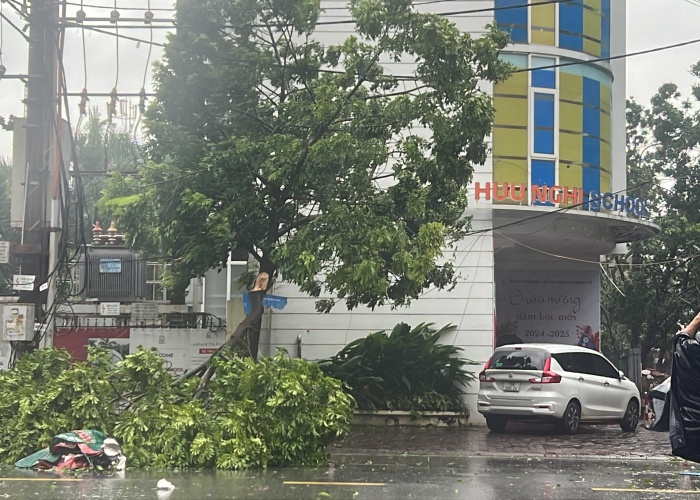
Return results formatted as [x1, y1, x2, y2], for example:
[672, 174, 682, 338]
[100, 0, 512, 389]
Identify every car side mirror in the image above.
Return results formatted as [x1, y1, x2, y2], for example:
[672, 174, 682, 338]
[618, 370, 625, 380]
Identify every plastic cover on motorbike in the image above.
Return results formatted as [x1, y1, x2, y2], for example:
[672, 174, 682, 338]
[662, 333, 700, 463]
[648, 376, 671, 431]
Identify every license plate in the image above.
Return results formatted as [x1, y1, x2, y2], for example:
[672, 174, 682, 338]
[503, 382, 520, 392]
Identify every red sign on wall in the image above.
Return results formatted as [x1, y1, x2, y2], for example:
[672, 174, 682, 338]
[54, 327, 130, 361]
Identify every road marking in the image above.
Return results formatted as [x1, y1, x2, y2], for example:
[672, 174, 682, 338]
[283, 481, 385, 487]
[592, 487, 699, 494]
[0, 478, 83, 482]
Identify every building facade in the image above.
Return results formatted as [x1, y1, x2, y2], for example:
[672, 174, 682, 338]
[205, 0, 657, 420]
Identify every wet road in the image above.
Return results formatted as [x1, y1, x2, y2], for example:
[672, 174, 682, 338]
[1, 456, 699, 499]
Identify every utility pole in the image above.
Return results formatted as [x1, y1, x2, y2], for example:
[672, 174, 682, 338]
[14, 0, 59, 356]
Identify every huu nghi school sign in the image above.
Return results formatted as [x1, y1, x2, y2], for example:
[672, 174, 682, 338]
[473, 182, 650, 219]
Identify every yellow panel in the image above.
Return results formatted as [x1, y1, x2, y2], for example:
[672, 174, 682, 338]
[600, 170, 611, 194]
[560, 73, 583, 103]
[601, 140, 611, 170]
[493, 158, 528, 185]
[560, 131, 582, 163]
[584, 10, 601, 39]
[532, 3, 555, 28]
[492, 127, 527, 157]
[495, 73, 528, 97]
[600, 112, 611, 143]
[560, 102, 583, 133]
[600, 85, 612, 113]
[531, 4, 555, 46]
[494, 96, 528, 127]
[531, 29, 555, 46]
[584, 0, 602, 12]
[584, 39, 601, 57]
[559, 162, 582, 192]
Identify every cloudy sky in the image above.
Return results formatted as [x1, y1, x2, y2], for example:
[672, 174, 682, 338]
[0, 0, 699, 158]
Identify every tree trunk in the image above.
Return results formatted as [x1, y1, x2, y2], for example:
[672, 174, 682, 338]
[175, 272, 271, 397]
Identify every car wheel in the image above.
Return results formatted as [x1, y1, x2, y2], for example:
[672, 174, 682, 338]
[486, 415, 508, 433]
[559, 400, 581, 435]
[620, 399, 640, 432]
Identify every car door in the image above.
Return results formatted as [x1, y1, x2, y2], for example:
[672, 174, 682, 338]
[569, 352, 607, 418]
[591, 354, 629, 418]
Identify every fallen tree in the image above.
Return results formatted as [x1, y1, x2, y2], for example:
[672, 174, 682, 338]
[100, 0, 513, 388]
[0, 346, 355, 469]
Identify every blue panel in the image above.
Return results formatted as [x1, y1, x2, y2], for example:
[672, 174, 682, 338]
[583, 77, 600, 106]
[582, 166, 600, 194]
[495, 0, 528, 43]
[583, 136, 600, 167]
[532, 69, 556, 89]
[509, 27, 528, 43]
[559, 1, 583, 33]
[601, 0, 611, 58]
[531, 160, 555, 206]
[534, 130, 555, 154]
[559, 1, 583, 51]
[583, 107, 600, 136]
[534, 94, 555, 127]
[559, 33, 583, 51]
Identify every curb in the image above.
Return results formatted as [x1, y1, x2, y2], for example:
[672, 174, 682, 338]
[330, 451, 676, 463]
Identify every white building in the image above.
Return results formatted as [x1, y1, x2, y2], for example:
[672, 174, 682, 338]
[200, 0, 658, 420]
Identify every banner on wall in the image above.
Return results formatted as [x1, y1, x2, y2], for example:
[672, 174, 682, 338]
[54, 327, 228, 376]
[130, 328, 228, 376]
[495, 270, 601, 350]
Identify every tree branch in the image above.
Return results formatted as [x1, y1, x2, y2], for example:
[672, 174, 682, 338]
[277, 214, 320, 237]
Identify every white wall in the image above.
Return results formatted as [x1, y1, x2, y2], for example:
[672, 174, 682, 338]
[265, 0, 497, 419]
[610, 0, 627, 195]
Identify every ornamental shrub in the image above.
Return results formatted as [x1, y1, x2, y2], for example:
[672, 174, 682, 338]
[319, 323, 476, 412]
[0, 347, 355, 469]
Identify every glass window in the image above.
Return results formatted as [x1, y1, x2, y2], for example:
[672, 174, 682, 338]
[559, 1, 583, 51]
[592, 355, 620, 379]
[489, 348, 547, 371]
[533, 93, 555, 154]
[495, 0, 528, 44]
[531, 159, 555, 207]
[570, 352, 597, 375]
[552, 352, 574, 372]
[531, 57, 556, 89]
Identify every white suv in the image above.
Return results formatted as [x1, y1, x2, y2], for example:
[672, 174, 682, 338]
[477, 344, 641, 434]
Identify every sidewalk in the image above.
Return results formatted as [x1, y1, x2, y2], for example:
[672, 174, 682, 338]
[330, 423, 674, 461]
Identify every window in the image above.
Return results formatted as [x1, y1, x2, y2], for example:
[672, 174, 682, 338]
[531, 57, 556, 89]
[531, 159, 555, 206]
[552, 352, 574, 372]
[489, 349, 547, 370]
[146, 262, 169, 302]
[569, 352, 597, 375]
[495, 0, 528, 44]
[533, 93, 555, 154]
[592, 355, 620, 379]
[559, 0, 583, 51]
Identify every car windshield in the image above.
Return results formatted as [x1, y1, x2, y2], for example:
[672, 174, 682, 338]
[489, 349, 547, 370]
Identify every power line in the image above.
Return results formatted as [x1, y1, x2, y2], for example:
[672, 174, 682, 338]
[0, 9, 30, 42]
[58, 0, 571, 28]
[513, 37, 700, 74]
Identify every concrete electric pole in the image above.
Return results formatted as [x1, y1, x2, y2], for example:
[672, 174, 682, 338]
[13, 0, 59, 356]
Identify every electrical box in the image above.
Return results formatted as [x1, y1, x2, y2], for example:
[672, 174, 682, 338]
[2, 304, 36, 342]
[79, 248, 146, 302]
